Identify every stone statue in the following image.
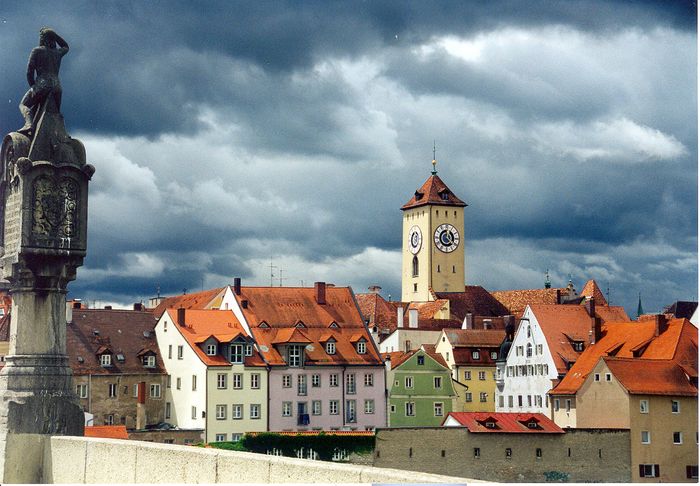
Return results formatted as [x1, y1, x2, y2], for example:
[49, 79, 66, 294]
[19, 28, 69, 136]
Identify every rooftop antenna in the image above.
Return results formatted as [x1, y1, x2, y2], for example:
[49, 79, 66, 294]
[182, 288, 187, 295]
[269, 258, 277, 287]
[544, 269, 551, 289]
[431, 140, 437, 175]
[156, 284, 161, 298]
[279, 269, 288, 287]
[606, 283, 611, 305]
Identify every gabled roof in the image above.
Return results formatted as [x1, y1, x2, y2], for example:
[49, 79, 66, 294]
[401, 174, 467, 210]
[436, 286, 510, 321]
[443, 329, 505, 348]
[443, 412, 564, 433]
[235, 286, 364, 329]
[67, 309, 165, 375]
[528, 304, 630, 374]
[355, 292, 404, 337]
[491, 288, 566, 318]
[152, 287, 226, 317]
[84, 425, 129, 439]
[165, 309, 265, 367]
[604, 357, 697, 396]
[580, 280, 608, 306]
[382, 345, 449, 370]
[551, 318, 696, 395]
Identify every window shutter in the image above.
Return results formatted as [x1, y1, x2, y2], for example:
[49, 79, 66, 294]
[639, 465, 645, 477]
[687, 466, 692, 479]
[655, 465, 660, 478]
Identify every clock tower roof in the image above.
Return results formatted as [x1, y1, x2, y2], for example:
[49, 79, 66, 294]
[401, 174, 467, 210]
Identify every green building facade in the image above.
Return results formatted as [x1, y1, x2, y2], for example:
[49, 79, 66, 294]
[386, 347, 458, 427]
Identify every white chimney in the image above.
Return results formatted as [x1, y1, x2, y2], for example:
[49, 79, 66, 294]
[408, 309, 418, 328]
[397, 307, 404, 328]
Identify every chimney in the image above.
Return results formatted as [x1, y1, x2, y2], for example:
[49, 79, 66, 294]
[177, 307, 186, 326]
[73, 301, 82, 309]
[315, 282, 326, 305]
[654, 314, 667, 337]
[556, 289, 561, 304]
[465, 313, 473, 330]
[136, 381, 146, 430]
[233, 277, 241, 296]
[368, 285, 382, 294]
[133, 303, 144, 311]
[585, 299, 602, 344]
[397, 306, 404, 328]
[65, 304, 73, 324]
[104, 305, 112, 310]
[408, 309, 418, 328]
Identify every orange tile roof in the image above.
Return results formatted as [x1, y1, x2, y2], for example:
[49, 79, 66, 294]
[382, 345, 449, 370]
[355, 292, 404, 337]
[152, 287, 226, 317]
[443, 412, 564, 433]
[236, 286, 364, 329]
[604, 357, 697, 396]
[401, 174, 467, 210]
[436, 286, 511, 321]
[580, 280, 608, 305]
[529, 304, 629, 374]
[551, 318, 696, 395]
[166, 309, 265, 367]
[491, 288, 565, 317]
[84, 425, 129, 439]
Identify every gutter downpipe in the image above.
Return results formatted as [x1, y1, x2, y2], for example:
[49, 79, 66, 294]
[341, 365, 346, 428]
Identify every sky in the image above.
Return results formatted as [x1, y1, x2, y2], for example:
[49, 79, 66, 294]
[0, 1, 696, 316]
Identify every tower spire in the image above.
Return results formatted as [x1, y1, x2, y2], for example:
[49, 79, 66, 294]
[431, 140, 437, 175]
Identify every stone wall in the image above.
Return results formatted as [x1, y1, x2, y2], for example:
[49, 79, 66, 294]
[374, 427, 631, 482]
[128, 428, 204, 445]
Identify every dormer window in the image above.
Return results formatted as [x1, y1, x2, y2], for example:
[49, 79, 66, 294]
[245, 344, 253, 356]
[440, 192, 449, 201]
[229, 343, 244, 364]
[573, 341, 584, 352]
[206, 344, 217, 356]
[116, 354, 126, 363]
[527, 421, 538, 429]
[356, 340, 367, 355]
[143, 355, 155, 368]
[329, 321, 339, 328]
[472, 350, 480, 360]
[288, 344, 302, 367]
[326, 341, 336, 355]
[485, 421, 496, 429]
[258, 321, 270, 328]
[100, 354, 112, 367]
[295, 320, 306, 328]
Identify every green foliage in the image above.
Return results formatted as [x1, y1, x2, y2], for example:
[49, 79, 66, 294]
[543, 470, 570, 482]
[209, 432, 374, 461]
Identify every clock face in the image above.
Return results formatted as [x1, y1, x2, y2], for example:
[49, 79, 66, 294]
[408, 226, 422, 254]
[434, 224, 460, 253]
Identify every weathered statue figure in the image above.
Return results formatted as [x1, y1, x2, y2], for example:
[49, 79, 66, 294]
[18, 28, 69, 136]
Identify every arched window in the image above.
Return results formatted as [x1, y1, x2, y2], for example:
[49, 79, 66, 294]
[526, 343, 532, 358]
[412, 256, 419, 277]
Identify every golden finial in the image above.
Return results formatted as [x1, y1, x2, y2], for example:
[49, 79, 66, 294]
[431, 140, 437, 175]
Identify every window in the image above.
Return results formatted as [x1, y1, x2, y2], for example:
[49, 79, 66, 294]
[312, 374, 321, 387]
[472, 350, 480, 360]
[206, 344, 217, 356]
[480, 392, 488, 403]
[231, 403, 242, 419]
[76, 384, 88, 399]
[176, 377, 181, 389]
[594, 373, 600, 382]
[329, 400, 339, 415]
[640, 400, 649, 413]
[490, 351, 498, 360]
[639, 464, 660, 478]
[464, 371, 471, 380]
[672, 400, 680, 413]
[142, 354, 156, 368]
[537, 344, 543, 355]
[230, 344, 244, 364]
[573, 341, 583, 352]
[215, 434, 226, 442]
[108, 383, 117, 398]
[554, 399, 560, 411]
[192, 375, 197, 391]
[282, 402, 292, 417]
[165, 402, 171, 419]
[166, 375, 171, 388]
[417, 356, 425, 365]
[217, 373, 227, 389]
[150, 384, 161, 398]
[356, 341, 366, 354]
[641, 431, 650, 444]
[405, 401, 415, 416]
[245, 344, 253, 356]
[478, 371, 486, 381]
[605, 373, 612, 381]
[508, 395, 513, 407]
[326, 341, 336, 355]
[434, 402, 443, 416]
[412, 256, 419, 277]
[250, 404, 260, 419]
[312, 400, 322, 415]
[177, 345, 183, 359]
[499, 395, 504, 408]
[191, 406, 197, 420]
[365, 399, 375, 414]
[390, 404, 396, 413]
[687, 466, 698, 479]
[287, 344, 302, 367]
[282, 374, 292, 388]
[329, 374, 339, 387]
[516, 346, 523, 356]
[526, 343, 532, 357]
[465, 392, 472, 402]
[536, 448, 542, 458]
[216, 404, 227, 420]
[405, 376, 414, 389]
[364, 373, 374, 386]
[674, 432, 683, 444]
[105, 414, 114, 425]
[346, 399, 357, 423]
[565, 399, 571, 412]
[346, 373, 356, 394]
[251, 373, 260, 389]
[100, 354, 112, 367]
[413, 283, 417, 292]
[168, 345, 172, 359]
[232, 374, 242, 389]
[298, 374, 307, 395]
[434, 376, 442, 388]
[505, 448, 512, 458]
[473, 448, 480, 458]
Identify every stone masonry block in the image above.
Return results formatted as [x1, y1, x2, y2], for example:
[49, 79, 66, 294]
[85, 437, 138, 483]
[47, 436, 87, 484]
[215, 449, 272, 483]
[135, 442, 218, 483]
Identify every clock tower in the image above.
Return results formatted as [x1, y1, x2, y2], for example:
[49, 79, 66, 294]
[401, 161, 467, 302]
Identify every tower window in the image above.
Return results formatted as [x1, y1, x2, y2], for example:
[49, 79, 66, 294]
[412, 256, 419, 277]
[436, 210, 439, 217]
[445, 210, 448, 216]
[437, 265, 440, 273]
[454, 211, 457, 217]
[452, 265, 456, 273]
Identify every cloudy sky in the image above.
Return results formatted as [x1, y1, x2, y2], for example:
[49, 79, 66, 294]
[0, 1, 696, 315]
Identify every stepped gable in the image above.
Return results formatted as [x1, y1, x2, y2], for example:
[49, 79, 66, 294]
[401, 174, 467, 210]
[151, 287, 226, 317]
[165, 309, 265, 367]
[491, 288, 564, 318]
[603, 357, 697, 396]
[443, 412, 564, 433]
[436, 286, 511, 322]
[67, 308, 164, 375]
[551, 317, 695, 395]
[580, 280, 608, 305]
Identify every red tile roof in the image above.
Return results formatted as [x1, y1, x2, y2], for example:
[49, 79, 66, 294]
[443, 329, 505, 347]
[580, 280, 608, 306]
[551, 318, 697, 395]
[355, 293, 404, 337]
[382, 345, 449, 370]
[491, 288, 565, 318]
[604, 357, 697, 396]
[401, 174, 467, 210]
[443, 412, 564, 433]
[436, 286, 511, 321]
[67, 309, 165, 375]
[152, 287, 226, 317]
[84, 425, 129, 439]
[166, 309, 265, 367]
